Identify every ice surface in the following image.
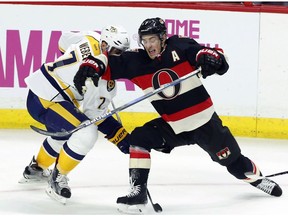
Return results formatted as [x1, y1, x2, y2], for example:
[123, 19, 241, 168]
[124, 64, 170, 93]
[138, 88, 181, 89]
[0, 129, 287, 215]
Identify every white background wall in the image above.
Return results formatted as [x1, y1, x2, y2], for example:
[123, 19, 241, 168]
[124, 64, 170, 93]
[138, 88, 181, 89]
[0, 4, 287, 119]
[257, 13, 288, 119]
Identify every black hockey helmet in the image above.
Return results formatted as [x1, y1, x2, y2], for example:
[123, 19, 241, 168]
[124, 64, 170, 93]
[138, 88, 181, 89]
[138, 17, 167, 41]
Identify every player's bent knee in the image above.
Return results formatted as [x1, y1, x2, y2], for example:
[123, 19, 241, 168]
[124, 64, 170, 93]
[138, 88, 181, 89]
[67, 123, 98, 155]
[130, 123, 169, 151]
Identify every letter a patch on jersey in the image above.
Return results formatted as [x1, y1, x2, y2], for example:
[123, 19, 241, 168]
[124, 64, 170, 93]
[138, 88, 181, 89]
[216, 147, 231, 160]
[171, 50, 180, 62]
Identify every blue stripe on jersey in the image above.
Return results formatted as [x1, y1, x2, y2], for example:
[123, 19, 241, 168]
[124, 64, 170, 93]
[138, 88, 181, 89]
[40, 65, 73, 104]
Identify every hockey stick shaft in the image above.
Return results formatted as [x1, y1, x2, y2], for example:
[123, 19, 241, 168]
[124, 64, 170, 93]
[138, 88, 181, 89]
[266, 171, 288, 178]
[30, 67, 201, 137]
[111, 99, 122, 124]
[246, 170, 288, 180]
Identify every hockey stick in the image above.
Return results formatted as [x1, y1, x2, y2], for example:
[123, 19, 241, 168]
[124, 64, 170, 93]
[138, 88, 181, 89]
[266, 171, 288, 178]
[147, 189, 162, 213]
[111, 99, 122, 124]
[30, 67, 201, 137]
[245, 170, 288, 180]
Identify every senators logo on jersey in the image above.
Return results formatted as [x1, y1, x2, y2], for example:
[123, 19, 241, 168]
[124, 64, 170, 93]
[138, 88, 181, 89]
[152, 68, 181, 100]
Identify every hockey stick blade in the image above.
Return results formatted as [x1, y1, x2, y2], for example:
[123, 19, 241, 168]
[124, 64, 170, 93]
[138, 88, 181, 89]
[30, 125, 71, 137]
[30, 67, 201, 137]
[30, 111, 113, 137]
[245, 170, 288, 180]
[147, 189, 162, 213]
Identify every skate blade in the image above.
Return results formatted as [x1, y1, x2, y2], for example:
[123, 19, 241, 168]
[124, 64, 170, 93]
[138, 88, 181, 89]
[117, 204, 147, 214]
[18, 176, 48, 184]
[45, 186, 67, 205]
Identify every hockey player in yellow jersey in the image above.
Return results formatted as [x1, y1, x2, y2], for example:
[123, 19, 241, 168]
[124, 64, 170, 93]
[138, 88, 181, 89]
[19, 25, 131, 204]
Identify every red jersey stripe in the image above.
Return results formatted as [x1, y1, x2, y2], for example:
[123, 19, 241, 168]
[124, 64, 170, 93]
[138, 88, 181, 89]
[161, 97, 213, 121]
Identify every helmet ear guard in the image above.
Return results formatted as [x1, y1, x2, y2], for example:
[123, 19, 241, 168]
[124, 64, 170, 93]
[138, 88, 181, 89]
[100, 25, 130, 55]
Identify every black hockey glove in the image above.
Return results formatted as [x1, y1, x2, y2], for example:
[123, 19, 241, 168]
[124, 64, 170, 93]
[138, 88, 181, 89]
[105, 125, 130, 154]
[73, 55, 106, 95]
[196, 48, 222, 79]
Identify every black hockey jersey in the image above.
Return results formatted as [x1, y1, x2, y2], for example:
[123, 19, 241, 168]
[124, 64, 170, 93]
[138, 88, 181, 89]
[105, 35, 228, 134]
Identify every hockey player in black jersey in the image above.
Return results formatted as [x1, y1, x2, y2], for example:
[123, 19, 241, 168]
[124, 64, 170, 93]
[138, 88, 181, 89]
[74, 17, 282, 213]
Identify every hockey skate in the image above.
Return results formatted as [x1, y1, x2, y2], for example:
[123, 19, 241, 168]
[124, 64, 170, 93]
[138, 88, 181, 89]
[117, 181, 148, 214]
[251, 178, 282, 197]
[46, 167, 71, 205]
[18, 156, 51, 183]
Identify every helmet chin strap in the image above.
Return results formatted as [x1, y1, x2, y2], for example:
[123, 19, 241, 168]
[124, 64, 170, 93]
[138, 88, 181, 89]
[160, 44, 167, 55]
[159, 34, 167, 53]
